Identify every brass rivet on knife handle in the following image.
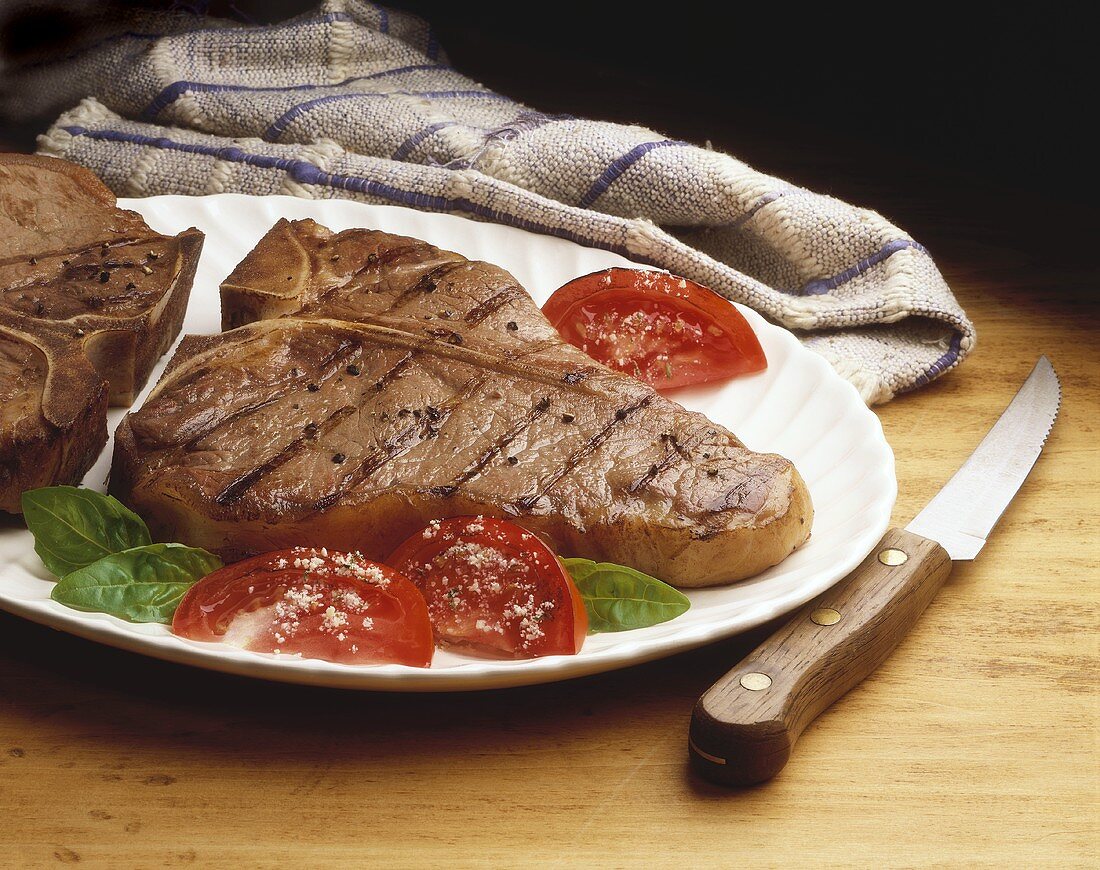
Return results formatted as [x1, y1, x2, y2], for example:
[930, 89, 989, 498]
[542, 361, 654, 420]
[689, 528, 952, 787]
[739, 672, 772, 691]
[810, 607, 841, 626]
[878, 548, 908, 566]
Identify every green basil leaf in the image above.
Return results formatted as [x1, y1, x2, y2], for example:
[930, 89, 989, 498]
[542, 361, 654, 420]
[21, 486, 152, 577]
[561, 557, 600, 585]
[50, 543, 222, 624]
[564, 558, 690, 633]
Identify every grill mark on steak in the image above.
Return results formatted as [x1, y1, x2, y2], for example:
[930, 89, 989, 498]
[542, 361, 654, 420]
[214, 404, 358, 505]
[179, 394, 281, 450]
[705, 476, 769, 515]
[665, 432, 696, 462]
[628, 432, 702, 494]
[153, 339, 361, 450]
[372, 350, 416, 391]
[509, 396, 652, 512]
[312, 416, 434, 513]
[463, 285, 525, 326]
[338, 243, 431, 278]
[691, 473, 773, 540]
[310, 371, 492, 511]
[386, 261, 465, 311]
[434, 396, 553, 497]
[295, 245, 451, 317]
[369, 243, 436, 269]
[318, 337, 358, 368]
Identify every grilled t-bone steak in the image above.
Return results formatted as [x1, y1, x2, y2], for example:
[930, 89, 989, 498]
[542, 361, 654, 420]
[112, 219, 811, 586]
[0, 154, 202, 513]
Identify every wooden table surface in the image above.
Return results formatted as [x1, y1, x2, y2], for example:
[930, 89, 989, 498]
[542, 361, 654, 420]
[2, 157, 1097, 867]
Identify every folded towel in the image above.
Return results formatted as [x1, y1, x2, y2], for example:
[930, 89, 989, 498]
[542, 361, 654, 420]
[20, 1, 974, 403]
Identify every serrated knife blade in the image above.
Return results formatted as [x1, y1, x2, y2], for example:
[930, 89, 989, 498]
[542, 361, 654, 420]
[906, 356, 1061, 560]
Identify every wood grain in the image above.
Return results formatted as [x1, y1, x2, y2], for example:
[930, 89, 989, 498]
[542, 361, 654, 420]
[690, 528, 953, 785]
[1, 174, 1097, 868]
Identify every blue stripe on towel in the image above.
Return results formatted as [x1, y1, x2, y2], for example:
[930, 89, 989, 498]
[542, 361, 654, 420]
[801, 239, 927, 295]
[142, 63, 451, 119]
[263, 90, 511, 141]
[61, 125, 644, 262]
[905, 330, 963, 392]
[579, 140, 689, 208]
[391, 121, 465, 161]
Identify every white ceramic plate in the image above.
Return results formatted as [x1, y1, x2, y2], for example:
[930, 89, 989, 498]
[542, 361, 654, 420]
[0, 194, 895, 691]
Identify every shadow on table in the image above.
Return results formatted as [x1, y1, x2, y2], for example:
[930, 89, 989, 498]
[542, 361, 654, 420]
[0, 608, 787, 784]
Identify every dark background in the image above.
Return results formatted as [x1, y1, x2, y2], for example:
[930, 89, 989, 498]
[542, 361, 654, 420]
[1, 1, 1094, 266]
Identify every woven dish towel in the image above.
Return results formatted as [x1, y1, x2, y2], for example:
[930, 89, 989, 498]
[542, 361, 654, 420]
[16, 1, 974, 404]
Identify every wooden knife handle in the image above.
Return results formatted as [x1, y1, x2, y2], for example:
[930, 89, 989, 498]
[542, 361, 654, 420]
[688, 527, 952, 786]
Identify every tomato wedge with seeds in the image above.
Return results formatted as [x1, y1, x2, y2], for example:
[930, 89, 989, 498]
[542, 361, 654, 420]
[172, 548, 433, 667]
[543, 268, 767, 391]
[388, 517, 587, 659]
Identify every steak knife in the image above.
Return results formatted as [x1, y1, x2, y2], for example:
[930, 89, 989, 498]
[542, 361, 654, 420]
[688, 356, 1061, 786]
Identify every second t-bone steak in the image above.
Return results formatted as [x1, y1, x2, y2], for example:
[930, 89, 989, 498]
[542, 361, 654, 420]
[0, 154, 202, 513]
[111, 219, 812, 587]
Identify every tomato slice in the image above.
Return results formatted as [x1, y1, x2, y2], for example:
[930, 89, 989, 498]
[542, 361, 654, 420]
[542, 268, 766, 390]
[172, 548, 434, 667]
[387, 517, 587, 659]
